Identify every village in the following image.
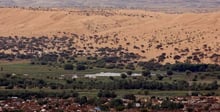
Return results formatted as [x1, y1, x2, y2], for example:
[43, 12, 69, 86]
[0, 95, 219, 112]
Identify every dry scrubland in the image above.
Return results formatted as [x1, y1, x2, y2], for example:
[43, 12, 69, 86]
[0, 8, 220, 64]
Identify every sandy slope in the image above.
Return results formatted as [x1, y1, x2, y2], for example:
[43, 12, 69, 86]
[0, 8, 219, 64]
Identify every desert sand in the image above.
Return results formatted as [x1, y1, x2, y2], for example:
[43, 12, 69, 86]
[0, 8, 219, 64]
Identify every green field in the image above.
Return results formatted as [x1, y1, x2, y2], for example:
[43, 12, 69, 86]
[0, 61, 219, 97]
[0, 60, 141, 77]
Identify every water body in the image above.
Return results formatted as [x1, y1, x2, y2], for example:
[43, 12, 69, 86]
[84, 72, 142, 78]
[0, 0, 220, 10]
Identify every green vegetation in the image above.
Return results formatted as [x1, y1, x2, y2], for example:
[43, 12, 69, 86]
[64, 64, 74, 70]
[0, 60, 219, 101]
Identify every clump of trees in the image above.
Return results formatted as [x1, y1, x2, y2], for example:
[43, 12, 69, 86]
[0, 90, 79, 100]
[0, 74, 218, 91]
[121, 73, 127, 79]
[110, 99, 125, 111]
[123, 94, 136, 101]
[142, 70, 151, 77]
[168, 63, 220, 72]
[76, 64, 86, 71]
[97, 90, 117, 98]
[160, 99, 184, 110]
[138, 61, 220, 72]
[64, 64, 74, 70]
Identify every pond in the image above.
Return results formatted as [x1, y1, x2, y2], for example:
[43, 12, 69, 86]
[84, 72, 142, 78]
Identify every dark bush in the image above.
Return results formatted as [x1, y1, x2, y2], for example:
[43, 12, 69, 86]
[64, 64, 74, 70]
[76, 64, 86, 71]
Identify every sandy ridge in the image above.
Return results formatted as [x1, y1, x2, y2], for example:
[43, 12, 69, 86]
[0, 8, 219, 64]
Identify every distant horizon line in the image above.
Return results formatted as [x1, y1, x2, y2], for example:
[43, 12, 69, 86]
[0, 5, 220, 13]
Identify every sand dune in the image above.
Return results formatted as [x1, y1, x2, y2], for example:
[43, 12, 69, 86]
[0, 8, 219, 64]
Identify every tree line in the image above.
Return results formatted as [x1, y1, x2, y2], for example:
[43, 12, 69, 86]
[0, 74, 218, 91]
